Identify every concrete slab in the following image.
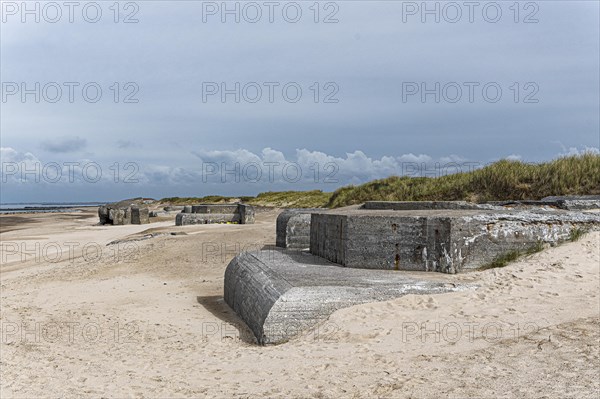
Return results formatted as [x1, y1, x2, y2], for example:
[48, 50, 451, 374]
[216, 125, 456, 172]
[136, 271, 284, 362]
[224, 249, 472, 344]
[483, 196, 600, 210]
[363, 201, 498, 211]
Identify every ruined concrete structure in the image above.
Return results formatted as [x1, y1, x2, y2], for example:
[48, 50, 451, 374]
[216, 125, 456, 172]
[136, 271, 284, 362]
[492, 195, 600, 210]
[226, 197, 600, 344]
[274, 202, 493, 249]
[164, 205, 185, 212]
[276, 208, 322, 249]
[362, 200, 495, 211]
[176, 204, 255, 225]
[310, 207, 599, 274]
[98, 200, 150, 225]
[150, 206, 186, 218]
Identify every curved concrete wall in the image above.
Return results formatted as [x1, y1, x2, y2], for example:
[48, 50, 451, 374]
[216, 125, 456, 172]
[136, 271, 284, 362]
[224, 250, 470, 344]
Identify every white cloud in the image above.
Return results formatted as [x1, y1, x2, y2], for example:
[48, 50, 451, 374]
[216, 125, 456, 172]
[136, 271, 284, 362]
[1, 147, 126, 185]
[3, 146, 598, 201]
[186, 147, 482, 186]
[558, 146, 600, 157]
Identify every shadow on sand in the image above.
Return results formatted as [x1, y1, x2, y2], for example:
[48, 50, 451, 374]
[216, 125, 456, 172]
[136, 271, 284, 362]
[196, 294, 257, 345]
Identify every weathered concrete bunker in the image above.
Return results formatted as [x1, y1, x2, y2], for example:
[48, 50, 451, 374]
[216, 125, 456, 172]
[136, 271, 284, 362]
[226, 198, 600, 344]
[309, 207, 600, 274]
[98, 201, 150, 225]
[274, 202, 495, 250]
[176, 204, 255, 225]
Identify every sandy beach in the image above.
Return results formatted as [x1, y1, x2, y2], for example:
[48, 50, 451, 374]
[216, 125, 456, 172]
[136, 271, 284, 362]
[1, 209, 598, 398]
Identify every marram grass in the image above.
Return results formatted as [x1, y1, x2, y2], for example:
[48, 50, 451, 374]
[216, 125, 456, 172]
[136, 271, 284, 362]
[326, 153, 600, 208]
[159, 154, 599, 209]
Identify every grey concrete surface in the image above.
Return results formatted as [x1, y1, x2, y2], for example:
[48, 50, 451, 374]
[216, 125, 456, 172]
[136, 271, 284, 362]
[363, 201, 498, 211]
[191, 204, 239, 214]
[540, 195, 600, 210]
[130, 207, 149, 224]
[276, 208, 322, 249]
[486, 195, 600, 210]
[224, 249, 472, 344]
[176, 213, 241, 225]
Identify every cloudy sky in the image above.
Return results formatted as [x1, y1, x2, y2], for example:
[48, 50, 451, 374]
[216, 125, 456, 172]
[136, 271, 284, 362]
[1, 1, 599, 202]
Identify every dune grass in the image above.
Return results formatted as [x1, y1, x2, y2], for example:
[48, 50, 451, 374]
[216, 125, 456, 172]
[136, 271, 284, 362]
[478, 224, 592, 271]
[326, 153, 600, 208]
[478, 241, 546, 271]
[241, 190, 332, 208]
[159, 190, 332, 208]
[159, 195, 233, 205]
[158, 154, 599, 209]
[569, 227, 589, 242]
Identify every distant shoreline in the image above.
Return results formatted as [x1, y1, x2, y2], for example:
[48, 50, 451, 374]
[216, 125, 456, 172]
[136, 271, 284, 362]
[0, 205, 101, 215]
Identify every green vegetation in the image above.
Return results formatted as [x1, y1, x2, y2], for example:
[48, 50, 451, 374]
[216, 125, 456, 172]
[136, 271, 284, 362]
[159, 190, 332, 208]
[158, 154, 599, 209]
[478, 241, 545, 271]
[244, 190, 332, 208]
[326, 153, 600, 208]
[159, 195, 232, 205]
[569, 227, 589, 242]
[478, 223, 593, 271]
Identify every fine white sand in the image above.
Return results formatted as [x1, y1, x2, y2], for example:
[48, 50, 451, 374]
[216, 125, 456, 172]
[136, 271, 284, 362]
[1, 209, 598, 398]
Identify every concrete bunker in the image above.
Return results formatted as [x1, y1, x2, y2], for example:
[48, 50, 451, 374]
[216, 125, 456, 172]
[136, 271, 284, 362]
[309, 208, 600, 274]
[98, 200, 150, 225]
[226, 199, 600, 344]
[176, 204, 255, 225]
[275, 202, 496, 249]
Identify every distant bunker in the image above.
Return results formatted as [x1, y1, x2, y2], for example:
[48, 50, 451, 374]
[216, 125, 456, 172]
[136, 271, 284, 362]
[176, 204, 255, 225]
[98, 201, 149, 225]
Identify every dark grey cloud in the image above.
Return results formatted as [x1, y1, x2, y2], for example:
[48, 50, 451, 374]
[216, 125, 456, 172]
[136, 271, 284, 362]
[1, 1, 598, 201]
[117, 140, 142, 150]
[40, 136, 87, 153]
